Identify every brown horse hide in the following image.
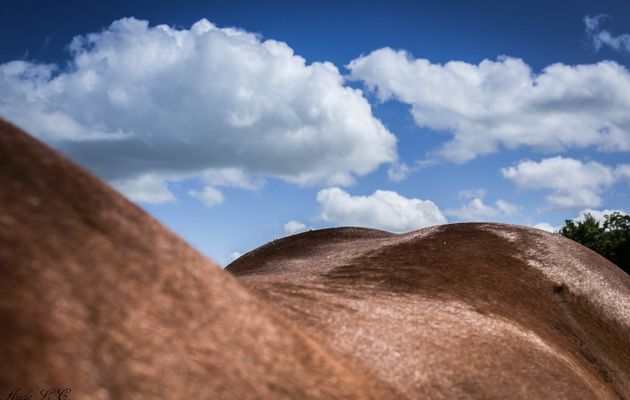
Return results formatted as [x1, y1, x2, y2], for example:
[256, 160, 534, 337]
[1, 117, 629, 399]
[228, 225, 630, 399]
[0, 119, 397, 400]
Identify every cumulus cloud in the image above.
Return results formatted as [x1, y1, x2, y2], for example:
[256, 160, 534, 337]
[284, 220, 309, 235]
[348, 48, 630, 163]
[200, 168, 264, 191]
[188, 186, 224, 207]
[575, 208, 628, 223]
[616, 164, 630, 184]
[531, 222, 559, 233]
[112, 174, 176, 204]
[229, 252, 243, 262]
[387, 162, 412, 182]
[445, 190, 518, 221]
[530, 209, 628, 234]
[316, 187, 446, 232]
[501, 157, 616, 209]
[0, 18, 397, 202]
[584, 15, 630, 53]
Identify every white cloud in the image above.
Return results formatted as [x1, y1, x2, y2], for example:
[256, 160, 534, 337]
[531, 222, 559, 233]
[0, 18, 397, 202]
[229, 252, 243, 262]
[615, 164, 630, 184]
[584, 15, 630, 53]
[575, 208, 628, 223]
[284, 220, 309, 235]
[112, 174, 176, 204]
[316, 187, 446, 233]
[457, 189, 486, 199]
[348, 48, 630, 163]
[387, 162, 411, 182]
[445, 190, 518, 221]
[501, 157, 616, 209]
[200, 168, 264, 191]
[496, 200, 519, 216]
[188, 186, 224, 207]
[530, 209, 627, 234]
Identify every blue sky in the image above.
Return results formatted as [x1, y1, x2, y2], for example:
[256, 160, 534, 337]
[2, 1, 629, 265]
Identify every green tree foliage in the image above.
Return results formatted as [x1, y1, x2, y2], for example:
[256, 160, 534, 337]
[559, 212, 630, 275]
